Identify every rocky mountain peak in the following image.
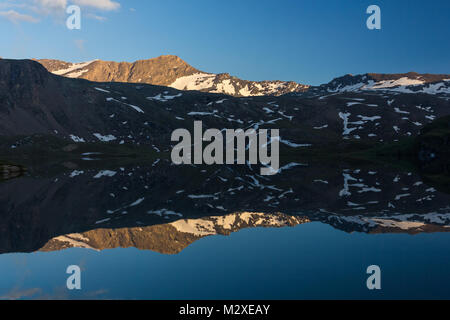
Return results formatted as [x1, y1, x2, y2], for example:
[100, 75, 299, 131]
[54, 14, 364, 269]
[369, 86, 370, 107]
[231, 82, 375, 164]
[36, 55, 309, 97]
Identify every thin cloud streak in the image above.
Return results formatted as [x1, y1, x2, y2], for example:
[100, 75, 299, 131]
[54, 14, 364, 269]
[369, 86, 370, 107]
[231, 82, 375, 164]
[0, 9, 39, 23]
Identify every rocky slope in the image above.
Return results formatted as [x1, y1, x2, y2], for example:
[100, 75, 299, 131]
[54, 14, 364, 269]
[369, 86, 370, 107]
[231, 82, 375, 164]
[37, 55, 309, 97]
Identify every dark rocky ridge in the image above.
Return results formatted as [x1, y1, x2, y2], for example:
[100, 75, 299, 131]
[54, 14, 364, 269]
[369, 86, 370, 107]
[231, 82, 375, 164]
[1, 59, 450, 152]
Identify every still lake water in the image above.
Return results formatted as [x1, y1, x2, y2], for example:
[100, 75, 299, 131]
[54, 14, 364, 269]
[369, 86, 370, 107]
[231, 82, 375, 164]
[0, 160, 449, 299]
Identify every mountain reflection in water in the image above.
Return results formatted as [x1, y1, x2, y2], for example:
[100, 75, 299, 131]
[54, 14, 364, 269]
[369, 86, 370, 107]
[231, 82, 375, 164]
[0, 160, 449, 255]
[1, 159, 450, 300]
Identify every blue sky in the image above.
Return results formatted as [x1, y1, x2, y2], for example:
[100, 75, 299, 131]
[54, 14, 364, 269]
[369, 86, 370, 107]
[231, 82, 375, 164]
[0, 0, 449, 85]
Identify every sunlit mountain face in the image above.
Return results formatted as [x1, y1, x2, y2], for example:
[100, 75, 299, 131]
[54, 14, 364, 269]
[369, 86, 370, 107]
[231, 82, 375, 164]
[36, 55, 310, 97]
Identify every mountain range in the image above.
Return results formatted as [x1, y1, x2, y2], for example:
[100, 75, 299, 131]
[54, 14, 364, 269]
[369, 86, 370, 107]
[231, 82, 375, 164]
[36, 55, 450, 97]
[37, 55, 309, 97]
[1, 58, 449, 151]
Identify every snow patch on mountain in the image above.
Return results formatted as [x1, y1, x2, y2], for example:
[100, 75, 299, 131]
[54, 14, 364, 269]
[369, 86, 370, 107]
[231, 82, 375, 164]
[52, 60, 97, 77]
[319, 74, 450, 96]
[170, 73, 216, 91]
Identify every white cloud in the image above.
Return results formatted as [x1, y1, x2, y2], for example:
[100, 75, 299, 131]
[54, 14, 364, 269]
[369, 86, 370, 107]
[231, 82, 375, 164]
[71, 0, 120, 11]
[0, 0, 120, 24]
[0, 9, 39, 23]
[33, 0, 67, 15]
[36, 0, 67, 10]
[0, 2, 27, 10]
